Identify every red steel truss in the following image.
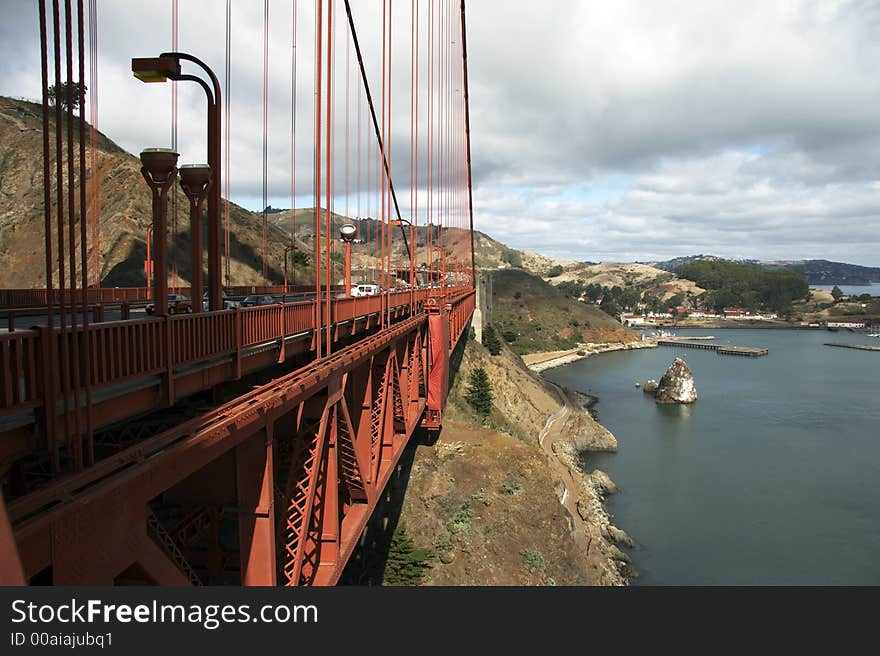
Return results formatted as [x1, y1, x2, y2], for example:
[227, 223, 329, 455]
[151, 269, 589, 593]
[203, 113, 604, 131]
[3, 292, 473, 585]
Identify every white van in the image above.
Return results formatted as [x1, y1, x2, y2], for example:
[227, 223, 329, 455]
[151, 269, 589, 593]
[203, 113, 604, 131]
[351, 284, 380, 297]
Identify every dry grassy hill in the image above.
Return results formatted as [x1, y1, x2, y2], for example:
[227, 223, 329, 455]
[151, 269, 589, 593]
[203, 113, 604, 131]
[0, 96, 318, 288]
[491, 268, 634, 354]
[551, 261, 705, 301]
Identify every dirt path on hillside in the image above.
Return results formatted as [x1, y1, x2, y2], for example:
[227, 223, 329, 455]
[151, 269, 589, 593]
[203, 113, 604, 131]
[537, 383, 591, 554]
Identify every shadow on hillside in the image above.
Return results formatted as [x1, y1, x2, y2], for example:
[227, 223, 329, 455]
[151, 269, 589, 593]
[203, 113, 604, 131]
[339, 321, 472, 586]
[338, 428, 432, 586]
[101, 225, 289, 288]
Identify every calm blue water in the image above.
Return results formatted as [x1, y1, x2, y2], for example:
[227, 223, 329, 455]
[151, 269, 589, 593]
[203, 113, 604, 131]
[545, 328, 880, 585]
[813, 283, 878, 296]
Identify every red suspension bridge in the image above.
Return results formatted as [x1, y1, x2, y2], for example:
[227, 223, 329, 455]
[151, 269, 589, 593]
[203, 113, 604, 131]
[0, 0, 477, 586]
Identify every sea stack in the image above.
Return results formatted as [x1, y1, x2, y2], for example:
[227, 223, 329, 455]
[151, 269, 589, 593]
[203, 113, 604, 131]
[654, 358, 697, 404]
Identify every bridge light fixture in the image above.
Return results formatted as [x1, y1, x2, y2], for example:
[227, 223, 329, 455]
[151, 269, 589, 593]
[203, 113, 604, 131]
[131, 56, 181, 83]
[339, 224, 358, 242]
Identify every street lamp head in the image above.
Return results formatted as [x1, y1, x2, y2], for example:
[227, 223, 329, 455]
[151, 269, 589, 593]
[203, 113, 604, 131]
[140, 148, 179, 184]
[178, 164, 212, 199]
[339, 224, 358, 242]
[132, 56, 181, 83]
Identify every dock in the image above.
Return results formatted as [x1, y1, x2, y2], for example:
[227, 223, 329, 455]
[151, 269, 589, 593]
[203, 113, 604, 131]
[824, 342, 880, 352]
[656, 339, 768, 357]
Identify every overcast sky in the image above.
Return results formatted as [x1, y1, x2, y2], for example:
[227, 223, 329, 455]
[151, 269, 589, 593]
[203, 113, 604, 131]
[2, 0, 880, 266]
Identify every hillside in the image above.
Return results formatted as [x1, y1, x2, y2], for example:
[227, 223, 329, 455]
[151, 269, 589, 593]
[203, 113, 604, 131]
[344, 335, 634, 585]
[549, 261, 705, 301]
[0, 96, 313, 288]
[491, 268, 634, 354]
[647, 254, 880, 286]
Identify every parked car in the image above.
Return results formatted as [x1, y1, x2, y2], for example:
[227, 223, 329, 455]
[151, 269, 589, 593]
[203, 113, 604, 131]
[240, 294, 278, 307]
[202, 290, 241, 311]
[145, 294, 192, 315]
[350, 284, 380, 297]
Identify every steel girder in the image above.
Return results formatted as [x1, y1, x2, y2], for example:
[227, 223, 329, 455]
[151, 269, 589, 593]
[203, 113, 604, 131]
[2, 314, 432, 586]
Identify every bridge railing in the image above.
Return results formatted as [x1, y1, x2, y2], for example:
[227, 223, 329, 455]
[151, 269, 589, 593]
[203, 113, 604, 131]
[0, 286, 476, 419]
[170, 311, 236, 367]
[80, 317, 167, 390]
[0, 330, 40, 414]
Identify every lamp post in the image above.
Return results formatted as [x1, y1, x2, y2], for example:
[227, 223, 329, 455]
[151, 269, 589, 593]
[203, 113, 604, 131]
[140, 148, 179, 317]
[179, 164, 212, 313]
[132, 52, 223, 311]
[339, 224, 358, 298]
[145, 224, 154, 298]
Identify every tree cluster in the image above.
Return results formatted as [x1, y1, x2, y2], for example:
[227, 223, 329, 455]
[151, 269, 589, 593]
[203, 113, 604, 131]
[677, 259, 809, 313]
[47, 82, 87, 112]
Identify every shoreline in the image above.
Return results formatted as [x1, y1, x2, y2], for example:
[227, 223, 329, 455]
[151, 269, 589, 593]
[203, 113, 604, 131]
[524, 339, 657, 373]
[536, 375, 637, 585]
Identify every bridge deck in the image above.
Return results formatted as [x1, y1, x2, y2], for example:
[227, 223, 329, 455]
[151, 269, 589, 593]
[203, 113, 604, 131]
[0, 287, 472, 442]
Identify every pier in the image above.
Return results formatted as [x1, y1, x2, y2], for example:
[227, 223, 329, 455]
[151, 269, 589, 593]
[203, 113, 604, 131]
[824, 342, 880, 352]
[656, 339, 769, 357]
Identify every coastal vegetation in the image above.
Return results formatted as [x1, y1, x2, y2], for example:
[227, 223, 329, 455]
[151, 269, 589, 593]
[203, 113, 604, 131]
[676, 259, 809, 313]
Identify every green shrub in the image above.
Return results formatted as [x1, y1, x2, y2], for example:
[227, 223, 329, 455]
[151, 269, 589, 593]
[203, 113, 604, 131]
[521, 548, 545, 573]
[500, 475, 523, 495]
[446, 505, 473, 534]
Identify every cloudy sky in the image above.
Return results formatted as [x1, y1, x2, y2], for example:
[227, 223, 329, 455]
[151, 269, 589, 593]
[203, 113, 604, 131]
[2, 0, 880, 266]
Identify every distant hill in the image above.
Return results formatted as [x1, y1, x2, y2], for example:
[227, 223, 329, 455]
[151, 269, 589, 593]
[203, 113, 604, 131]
[646, 254, 880, 285]
[547, 261, 705, 302]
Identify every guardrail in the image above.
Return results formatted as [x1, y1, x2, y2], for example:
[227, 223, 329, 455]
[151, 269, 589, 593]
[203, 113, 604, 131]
[0, 286, 474, 420]
[0, 330, 40, 412]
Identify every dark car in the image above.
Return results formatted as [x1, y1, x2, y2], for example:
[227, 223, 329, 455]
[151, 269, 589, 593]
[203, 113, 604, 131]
[240, 294, 277, 308]
[145, 294, 192, 315]
[202, 290, 241, 311]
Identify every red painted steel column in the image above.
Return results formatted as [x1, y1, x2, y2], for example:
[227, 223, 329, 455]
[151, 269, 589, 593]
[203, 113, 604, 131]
[140, 149, 179, 317]
[179, 165, 212, 313]
[236, 428, 277, 586]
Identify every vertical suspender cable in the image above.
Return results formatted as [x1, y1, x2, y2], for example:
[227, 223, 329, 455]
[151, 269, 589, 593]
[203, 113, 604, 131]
[65, 0, 83, 467]
[324, 0, 332, 355]
[171, 0, 178, 291]
[459, 0, 475, 285]
[38, 0, 59, 472]
[262, 0, 269, 283]
[224, 0, 232, 289]
[342, 1, 411, 260]
[290, 0, 298, 285]
[77, 0, 94, 466]
[52, 0, 73, 464]
[87, 0, 99, 286]
[314, 0, 323, 358]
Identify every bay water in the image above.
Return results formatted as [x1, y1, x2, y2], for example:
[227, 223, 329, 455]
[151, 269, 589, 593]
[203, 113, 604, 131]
[545, 328, 880, 585]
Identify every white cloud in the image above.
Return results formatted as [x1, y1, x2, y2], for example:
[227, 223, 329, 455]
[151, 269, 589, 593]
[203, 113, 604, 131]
[2, 1, 880, 265]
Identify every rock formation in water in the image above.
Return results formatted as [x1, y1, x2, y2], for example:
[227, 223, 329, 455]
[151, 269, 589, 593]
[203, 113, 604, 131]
[642, 379, 659, 394]
[654, 358, 697, 404]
